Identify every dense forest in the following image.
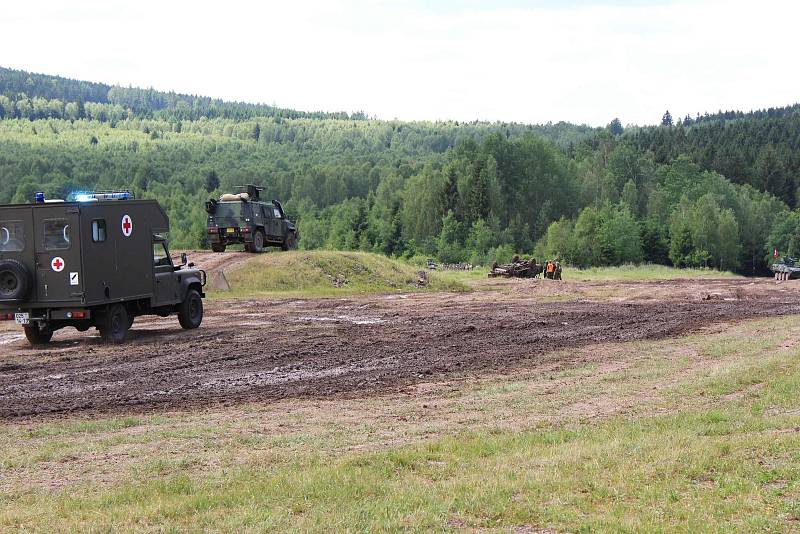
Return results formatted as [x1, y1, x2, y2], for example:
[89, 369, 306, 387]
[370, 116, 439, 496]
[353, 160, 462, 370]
[1, 66, 799, 274]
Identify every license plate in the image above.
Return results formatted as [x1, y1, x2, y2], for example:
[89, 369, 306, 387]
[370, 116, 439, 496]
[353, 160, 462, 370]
[227, 227, 236, 233]
[14, 313, 29, 325]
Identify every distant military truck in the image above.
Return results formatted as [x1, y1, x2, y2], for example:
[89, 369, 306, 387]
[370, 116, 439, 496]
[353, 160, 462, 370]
[0, 191, 207, 345]
[205, 185, 298, 253]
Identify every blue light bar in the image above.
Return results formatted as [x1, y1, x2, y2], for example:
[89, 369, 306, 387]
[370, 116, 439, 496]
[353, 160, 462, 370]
[34, 191, 45, 203]
[72, 191, 133, 202]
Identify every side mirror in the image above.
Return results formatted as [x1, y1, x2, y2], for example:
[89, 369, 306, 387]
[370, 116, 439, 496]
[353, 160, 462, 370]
[181, 253, 188, 266]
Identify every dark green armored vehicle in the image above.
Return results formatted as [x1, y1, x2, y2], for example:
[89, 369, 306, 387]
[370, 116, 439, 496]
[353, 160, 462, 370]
[0, 191, 206, 345]
[205, 185, 298, 253]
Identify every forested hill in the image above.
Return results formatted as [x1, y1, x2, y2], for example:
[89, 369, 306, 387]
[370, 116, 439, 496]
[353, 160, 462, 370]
[0, 66, 365, 121]
[1, 66, 800, 275]
[625, 109, 800, 209]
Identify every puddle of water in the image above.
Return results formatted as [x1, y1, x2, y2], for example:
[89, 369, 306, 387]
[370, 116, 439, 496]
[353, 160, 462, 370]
[236, 321, 276, 327]
[0, 333, 24, 345]
[296, 315, 385, 325]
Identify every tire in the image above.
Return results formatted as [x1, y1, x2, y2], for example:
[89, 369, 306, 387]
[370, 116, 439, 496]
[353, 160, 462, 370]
[0, 259, 31, 302]
[98, 304, 129, 344]
[211, 243, 226, 253]
[24, 324, 53, 345]
[281, 231, 297, 251]
[178, 289, 203, 330]
[253, 231, 265, 253]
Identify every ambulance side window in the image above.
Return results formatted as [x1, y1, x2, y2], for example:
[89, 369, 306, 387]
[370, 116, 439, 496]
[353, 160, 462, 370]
[44, 219, 70, 250]
[272, 208, 282, 219]
[0, 221, 24, 252]
[153, 242, 172, 268]
[92, 220, 107, 243]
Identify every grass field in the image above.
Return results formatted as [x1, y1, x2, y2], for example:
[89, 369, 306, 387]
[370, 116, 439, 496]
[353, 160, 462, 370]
[209, 252, 739, 299]
[211, 251, 471, 298]
[2, 316, 799, 532]
[569, 263, 741, 281]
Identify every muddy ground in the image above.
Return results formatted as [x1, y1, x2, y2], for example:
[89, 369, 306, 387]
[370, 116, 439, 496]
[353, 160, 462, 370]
[1, 275, 799, 420]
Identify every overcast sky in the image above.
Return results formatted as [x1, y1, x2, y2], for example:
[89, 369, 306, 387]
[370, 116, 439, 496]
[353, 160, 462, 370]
[3, 1, 798, 126]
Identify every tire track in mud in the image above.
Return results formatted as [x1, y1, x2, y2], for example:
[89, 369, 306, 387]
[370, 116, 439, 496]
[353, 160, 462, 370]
[1, 280, 799, 419]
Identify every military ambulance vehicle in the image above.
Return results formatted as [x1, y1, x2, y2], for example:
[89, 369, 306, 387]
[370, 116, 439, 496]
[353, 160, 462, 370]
[0, 191, 207, 345]
[205, 185, 298, 253]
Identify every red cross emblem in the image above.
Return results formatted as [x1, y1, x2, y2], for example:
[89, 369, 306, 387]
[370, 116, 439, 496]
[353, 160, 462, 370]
[121, 214, 133, 237]
[51, 257, 65, 272]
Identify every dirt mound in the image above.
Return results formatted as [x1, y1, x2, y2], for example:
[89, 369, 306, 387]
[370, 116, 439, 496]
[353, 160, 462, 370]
[179, 250, 252, 278]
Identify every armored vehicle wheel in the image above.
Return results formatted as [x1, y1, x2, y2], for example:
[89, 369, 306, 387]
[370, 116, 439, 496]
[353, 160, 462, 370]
[98, 304, 129, 344]
[253, 231, 265, 253]
[281, 231, 297, 251]
[178, 289, 203, 329]
[211, 243, 226, 253]
[24, 324, 53, 345]
[0, 259, 31, 302]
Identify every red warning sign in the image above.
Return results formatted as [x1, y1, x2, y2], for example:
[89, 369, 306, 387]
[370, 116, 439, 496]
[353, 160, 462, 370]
[51, 257, 65, 272]
[121, 214, 133, 237]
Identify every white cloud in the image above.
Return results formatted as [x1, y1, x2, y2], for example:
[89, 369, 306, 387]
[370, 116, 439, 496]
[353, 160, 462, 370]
[2, 0, 798, 125]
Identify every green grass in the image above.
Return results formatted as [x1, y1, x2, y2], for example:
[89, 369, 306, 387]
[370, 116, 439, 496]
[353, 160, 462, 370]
[210, 250, 470, 298]
[571, 263, 741, 281]
[209, 253, 743, 299]
[3, 318, 800, 531]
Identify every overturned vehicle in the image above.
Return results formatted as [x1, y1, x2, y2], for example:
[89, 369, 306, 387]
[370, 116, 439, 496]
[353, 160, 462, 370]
[0, 191, 206, 345]
[488, 256, 543, 278]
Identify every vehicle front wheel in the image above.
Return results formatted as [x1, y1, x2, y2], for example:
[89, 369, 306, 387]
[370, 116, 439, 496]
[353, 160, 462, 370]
[98, 304, 129, 344]
[178, 289, 204, 330]
[24, 324, 53, 345]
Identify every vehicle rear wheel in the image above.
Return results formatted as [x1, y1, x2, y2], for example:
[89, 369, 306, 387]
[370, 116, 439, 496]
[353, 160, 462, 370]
[24, 324, 53, 345]
[211, 243, 226, 253]
[178, 289, 203, 329]
[281, 232, 297, 251]
[253, 231, 265, 253]
[98, 304, 129, 344]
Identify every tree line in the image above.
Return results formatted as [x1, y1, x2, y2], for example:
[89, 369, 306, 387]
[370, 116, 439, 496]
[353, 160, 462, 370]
[2, 66, 800, 274]
[0, 66, 365, 121]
